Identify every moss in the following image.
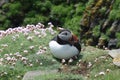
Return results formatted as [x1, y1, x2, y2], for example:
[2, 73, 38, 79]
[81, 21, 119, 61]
[92, 25, 100, 38]
[116, 32, 120, 47]
[64, 16, 82, 35]
[109, 10, 120, 20]
[86, 38, 93, 45]
[99, 6, 107, 14]
[0, 15, 6, 22]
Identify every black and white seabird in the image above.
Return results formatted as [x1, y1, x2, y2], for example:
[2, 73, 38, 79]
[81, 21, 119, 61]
[49, 29, 81, 60]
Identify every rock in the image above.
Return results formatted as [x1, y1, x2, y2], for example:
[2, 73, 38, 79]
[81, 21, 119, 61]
[79, 0, 120, 49]
[102, 19, 109, 31]
[22, 70, 57, 80]
[116, 23, 120, 32]
[108, 39, 118, 49]
[0, 0, 8, 7]
[108, 49, 120, 58]
[108, 49, 120, 67]
[110, 20, 119, 32]
[113, 56, 120, 67]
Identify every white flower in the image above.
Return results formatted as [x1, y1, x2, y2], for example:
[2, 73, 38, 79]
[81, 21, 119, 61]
[78, 59, 82, 62]
[14, 52, 20, 56]
[0, 58, 3, 62]
[21, 57, 28, 61]
[34, 30, 40, 36]
[12, 36, 16, 41]
[0, 62, 3, 65]
[4, 54, 9, 57]
[23, 50, 28, 54]
[43, 47, 47, 51]
[52, 59, 56, 62]
[29, 63, 33, 67]
[27, 36, 33, 41]
[23, 32, 29, 37]
[106, 69, 111, 73]
[48, 22, 52, 26]
[40, 29, 47, 37]
[94, 74, 98, 77]
[12, 63, 16, 66]
[23, 61, 27, 65]
[16, 54, 22, 58]
[17, 75, 21, 79]
[36, 50, 43, 55]
[6, 57, 11, 61]
[15, 34, 19, 38]
[35, 24, 41, 29]
[11, 57, 17, 62]
[9, 53, 13, 56]
[38, 23, 44, 28]
[39, 46, 42, 49]
[99, 71, 105, 75]
[4, 72, 7, 75]
[87, 62, 92, 68]
[40, 62, 43, 65]
[94, 58, 98, 62]
[1, 44, 8, 47]
[29, 46, 35, 50]
[38, 35, 42, 38]
[20, 43, 24, 46]
[36, 59, 39, 63]
[48, 22, 54, 28]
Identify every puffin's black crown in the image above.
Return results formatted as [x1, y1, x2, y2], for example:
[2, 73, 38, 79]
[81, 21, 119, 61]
[59, 29, 71, 34]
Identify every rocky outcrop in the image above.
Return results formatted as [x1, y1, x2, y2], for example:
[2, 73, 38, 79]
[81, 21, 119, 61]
[22, 70, 57, 80]
[108, 49, 120, 67]
[0, 0, 8, 7]
[80, 0, 120, 49]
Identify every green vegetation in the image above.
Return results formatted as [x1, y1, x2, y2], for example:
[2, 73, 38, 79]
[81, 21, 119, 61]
[1, 0, 120, 48]
[109, 0, 120, 20]
[0, 29, 60, 80]
[0, 0, 120, 80]
[0, 0, 87, 34]
[0, 26, 119, 80]
[79, 0, 120, 48]
[35, 73, 85, 80]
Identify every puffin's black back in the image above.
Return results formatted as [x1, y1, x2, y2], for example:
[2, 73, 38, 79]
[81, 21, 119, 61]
[73, 42, 81, 52]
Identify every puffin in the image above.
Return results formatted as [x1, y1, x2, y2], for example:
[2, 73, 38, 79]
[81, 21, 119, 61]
[49, 29, 81, 60]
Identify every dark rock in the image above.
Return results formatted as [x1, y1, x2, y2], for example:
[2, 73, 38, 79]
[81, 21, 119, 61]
[116, 23, 120, 32]
[108, 38, 118, 49]
[110, 20, 119, 32]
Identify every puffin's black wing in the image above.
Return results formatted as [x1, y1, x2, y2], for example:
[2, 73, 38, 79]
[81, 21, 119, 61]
[73, 42, 81, 52]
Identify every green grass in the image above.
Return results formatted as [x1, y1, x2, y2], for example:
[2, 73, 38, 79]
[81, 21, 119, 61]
[0, 29, 120, 80]
[35, 73, 85, 80]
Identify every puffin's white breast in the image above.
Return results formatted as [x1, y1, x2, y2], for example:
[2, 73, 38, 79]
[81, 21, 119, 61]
[49, 41, 79, 59]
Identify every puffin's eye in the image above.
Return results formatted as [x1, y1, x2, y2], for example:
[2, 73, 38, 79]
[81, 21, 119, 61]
[64, 32, 68, 35]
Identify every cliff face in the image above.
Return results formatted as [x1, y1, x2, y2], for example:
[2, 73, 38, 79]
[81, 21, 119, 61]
[80, 0, 120, 49]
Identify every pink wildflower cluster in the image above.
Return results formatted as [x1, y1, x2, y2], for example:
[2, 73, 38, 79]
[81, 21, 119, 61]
[0, 22, 56, 39]
[0, 22, 56, 66]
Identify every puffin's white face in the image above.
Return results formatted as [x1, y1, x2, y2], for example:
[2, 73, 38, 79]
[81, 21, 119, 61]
[58, 30, 72, 41]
